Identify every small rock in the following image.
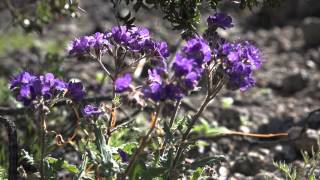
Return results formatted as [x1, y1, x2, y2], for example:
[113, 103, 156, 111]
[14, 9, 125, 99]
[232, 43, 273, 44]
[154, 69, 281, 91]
[306, 110, 320, 129]
[218, 166, 229, 180]
[229, 173, 248, 180]
[274, 144, 297, 162]
[301, 17, 320, 47]
[293, 129, 319, 153]
[231, 152, 264, 176]
[281, 72, 309, 94]
[214, 108, 241, 129]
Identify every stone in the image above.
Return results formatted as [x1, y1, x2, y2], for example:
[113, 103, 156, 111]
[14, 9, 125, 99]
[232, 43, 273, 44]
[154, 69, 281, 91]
[281, 72, 309, 95]
[301, 17, 320, 47]
[214, 108, 241, 129]
[293, 129, 319, 153]
[273, 144, 297, 162]
[231, 152, 264, 176]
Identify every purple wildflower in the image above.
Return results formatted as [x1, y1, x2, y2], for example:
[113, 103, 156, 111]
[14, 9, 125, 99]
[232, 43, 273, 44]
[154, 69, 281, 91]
[142, 69, 165, 101]
[68, 32, 109, 55]
[9, 71, 79, 106]
[172, 38, 211, 93]
[172, 53, 195, 76]
[115, 73, 132, 93]
[118, 149, 128, 163]
[66, 82, 85, 101]
[165, 84, 183, 100]
[10, 71, 36, 90]
[153, 41, 170, 58]
[83, 104, 103, 116]
[182, 38, 212, 64]
[53, 79, 67, 91]
[215, 41, 262, 91]
[110, 26, 132, 45]
[207, 12, 233, 30]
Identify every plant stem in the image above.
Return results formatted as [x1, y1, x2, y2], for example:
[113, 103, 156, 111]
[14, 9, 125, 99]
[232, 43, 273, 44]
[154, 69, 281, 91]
[167, 94, 210, 179]
[120, 107, 160, 180]
[106, 67, 117, 142]
[168, 100, 182, 128]
[97, 52, 114, 81]
[160, 100, 181, 155]
[39, 112, 46, 180]
[168, 73, 227, 178]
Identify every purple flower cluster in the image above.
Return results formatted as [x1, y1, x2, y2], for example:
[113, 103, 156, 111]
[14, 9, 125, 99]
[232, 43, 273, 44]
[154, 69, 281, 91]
[107, 26, 170, 73]
[216, 41, 262, 91]
[172, 38, 211, 91]
[143, 38, 212, 101]
[83, 104, 103, 117]
[68, 32, 109, 55]
[10, 71, 85, 106]
[115, 73, 132, 93]
[68, 26, 169, 60]
[68, 26, 170, 94]
[207, 12, 233, 30]
[142, 69, 182, 101]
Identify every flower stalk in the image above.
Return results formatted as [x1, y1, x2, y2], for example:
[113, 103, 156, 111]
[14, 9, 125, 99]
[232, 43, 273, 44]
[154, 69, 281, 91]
[39, 111, 46, 180]
[121, 107, 160, 179]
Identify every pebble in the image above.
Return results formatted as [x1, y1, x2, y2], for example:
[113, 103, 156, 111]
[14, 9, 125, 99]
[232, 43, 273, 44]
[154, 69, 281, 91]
[281, 72, 309, 94]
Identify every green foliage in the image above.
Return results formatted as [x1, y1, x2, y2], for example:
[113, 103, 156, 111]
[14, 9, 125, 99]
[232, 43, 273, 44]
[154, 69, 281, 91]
[193, 118, 230, 136]
[93, 124, 120, 175]
[46, 157, 79, 173]
[0, 166, 7, 179]
[189, 156, 225, 170]
[0, 145, 8, 171]
[221, 97, 234, 109]
[274, 140, 320, 180]
[273, 161, 299, 180]
[190, 167, 204, 180]
[116, 0, 284, 34]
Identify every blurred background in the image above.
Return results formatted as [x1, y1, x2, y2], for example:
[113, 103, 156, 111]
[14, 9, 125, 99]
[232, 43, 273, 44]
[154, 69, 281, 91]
[0, 0, 319, 179]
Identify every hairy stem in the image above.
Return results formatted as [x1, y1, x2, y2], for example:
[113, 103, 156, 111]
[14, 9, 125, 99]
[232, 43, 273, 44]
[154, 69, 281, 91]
[97, 52, 114, 81]
[167, 95, 210, 179]
[160, 100, 181, 155]
[121, 107, 160, 179]
[39, 112, 46, 180]
[168, 73, 227, 178]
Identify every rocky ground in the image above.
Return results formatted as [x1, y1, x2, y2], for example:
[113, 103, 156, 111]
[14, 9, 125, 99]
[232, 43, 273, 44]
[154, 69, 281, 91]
[0, 0, 320, 179]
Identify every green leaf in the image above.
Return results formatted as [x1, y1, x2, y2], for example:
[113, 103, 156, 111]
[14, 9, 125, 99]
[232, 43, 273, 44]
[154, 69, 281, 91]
[141, 167, 166, 179]
[309, 174, 315, 180]
[95, 72, 105, 83]
[163, 122, 173, 143]
[190, 155, 225, 169]
[93, 126, 120, 174]
[46, 157, 79, 174]
[190, 167, 204, 180]
[122, 142, 139, 154]
[206, 127, 231, 136]
[221, 97, 234, 108]
[130, 162, 144, 180]
[0, 166, 7, 179]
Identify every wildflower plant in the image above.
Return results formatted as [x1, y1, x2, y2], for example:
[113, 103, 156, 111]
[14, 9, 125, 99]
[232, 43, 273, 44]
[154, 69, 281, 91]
[1, 1, 292, 179]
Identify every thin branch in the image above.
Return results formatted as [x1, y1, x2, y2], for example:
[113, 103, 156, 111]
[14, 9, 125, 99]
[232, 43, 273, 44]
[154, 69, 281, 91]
[97, 52, 114, 81]
[0, 95, 112, 116]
